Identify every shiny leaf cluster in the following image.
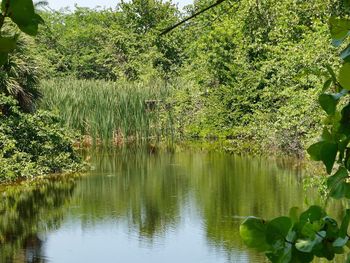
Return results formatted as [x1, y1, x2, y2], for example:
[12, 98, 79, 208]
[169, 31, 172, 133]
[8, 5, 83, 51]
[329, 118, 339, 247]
[240, 207, 350, 262]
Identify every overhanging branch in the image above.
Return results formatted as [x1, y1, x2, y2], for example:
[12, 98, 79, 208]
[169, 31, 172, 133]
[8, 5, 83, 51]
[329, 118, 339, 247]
[160, 0, 227, 35]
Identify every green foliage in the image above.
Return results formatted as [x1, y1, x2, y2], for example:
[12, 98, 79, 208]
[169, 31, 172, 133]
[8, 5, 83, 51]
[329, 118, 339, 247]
[240, 12, 350, 262]
[0, 0, 44, 110]
[39, 78, 175, 144]
[0, 94, 82, 182]
[0, 0, 43, 63]
[167, 0, 335, 156]
[35, 1, 184, 81]
[0, 34, 42, 112]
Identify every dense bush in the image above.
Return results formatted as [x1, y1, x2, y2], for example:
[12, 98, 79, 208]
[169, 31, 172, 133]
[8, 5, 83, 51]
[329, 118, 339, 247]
[0, 94, 82, 182]
[35, 1, 184, 81]
[168, 0, 339, 155]
[32, 0, 348, 157]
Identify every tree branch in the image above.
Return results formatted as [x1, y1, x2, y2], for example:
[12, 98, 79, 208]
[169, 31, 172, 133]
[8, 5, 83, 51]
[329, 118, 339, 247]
[160, 0, 227, 35]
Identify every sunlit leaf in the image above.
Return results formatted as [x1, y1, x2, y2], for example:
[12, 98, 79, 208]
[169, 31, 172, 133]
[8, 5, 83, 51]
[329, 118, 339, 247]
[295, 231, 326, 253]
[240, 217, 270, 252]
[329, 17, 350, 46]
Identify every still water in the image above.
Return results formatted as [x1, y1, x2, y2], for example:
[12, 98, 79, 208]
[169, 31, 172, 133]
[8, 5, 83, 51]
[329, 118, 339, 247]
[0, 150, 322, 263]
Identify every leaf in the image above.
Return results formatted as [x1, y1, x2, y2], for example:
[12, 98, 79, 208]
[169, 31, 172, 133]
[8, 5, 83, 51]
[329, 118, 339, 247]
[17, 13, 44, 36]
[0, 52, 8, 65]
[266, 245, 292, 263]
[3, 0, 44, 36]
[340, 209, 350, 237]
[329, 17, 350, 46]
[341, 44, 350, 61]
[326, 64, 337, 84]
[295, 231, 326, 253]
[307, 141, 338, 174]
[339, 62, 350, 90]
[319, 94, 339, 115]
[322, 78, 333, 92]
[333, 236, 349, 247]
[266, 216, 292, 245]
[299, 206, 326, 224]
[0, 36, 16, 53]
[240, 217, 270, 252]
[327, 167, 350, 199]
[339, 104, 350, 136]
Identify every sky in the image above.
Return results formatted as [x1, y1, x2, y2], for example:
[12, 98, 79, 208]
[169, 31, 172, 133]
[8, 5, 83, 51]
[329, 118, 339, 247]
[46, 0, 193, 10]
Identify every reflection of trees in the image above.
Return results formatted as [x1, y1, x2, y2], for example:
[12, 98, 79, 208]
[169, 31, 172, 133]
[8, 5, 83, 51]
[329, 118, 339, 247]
[76, 150, 318, 261]
[75, 149, 190, 239]
[174, 153, 314, 261]
[0, 176, 77, 263]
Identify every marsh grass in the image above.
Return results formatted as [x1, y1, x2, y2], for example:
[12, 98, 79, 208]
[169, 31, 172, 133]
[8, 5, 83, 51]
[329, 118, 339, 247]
[40, 78, 174, 145]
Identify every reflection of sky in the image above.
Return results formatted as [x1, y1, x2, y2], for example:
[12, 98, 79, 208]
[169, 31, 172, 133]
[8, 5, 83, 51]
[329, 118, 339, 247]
[43, 202, 254, 263]
[46, 0, 193, 10]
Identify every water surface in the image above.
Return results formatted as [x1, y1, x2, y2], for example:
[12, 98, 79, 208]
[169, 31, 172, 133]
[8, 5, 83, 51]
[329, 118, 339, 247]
[0, 150, 321, 262]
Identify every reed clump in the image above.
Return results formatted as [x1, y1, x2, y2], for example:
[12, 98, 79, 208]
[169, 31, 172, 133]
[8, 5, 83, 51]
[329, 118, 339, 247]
[39, 78, 174, 145]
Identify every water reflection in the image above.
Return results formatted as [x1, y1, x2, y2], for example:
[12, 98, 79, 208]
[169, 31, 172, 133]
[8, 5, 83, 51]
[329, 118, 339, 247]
[1, 150, 328, 262]
[0, 177, 76, 263]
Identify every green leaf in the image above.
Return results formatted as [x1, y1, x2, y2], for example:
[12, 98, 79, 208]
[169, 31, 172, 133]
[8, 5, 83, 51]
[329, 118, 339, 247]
[266, 245, 292, 263]
[0, 52, 8, 65]
[326, 64, 337, 84]
[329, 17, 350, 46]
[295, 231, 326, 253]
[307, 141, 337, 174]
[323, 78, 333, 92]
[339, 62, 350, 90]
[333, 236, 349, 247]
[266, 216, 292, 245]
[300, 206, 326, 224]
[3, 0, 44, 36]
[240, 217, 270, 252]
[327, 167, 350, 199]
[319, 94, 339, 115]
[0, 36, 16, 53]
[341, 44, 350, 61]
[340, 209, 350, 237]
[17, 13, 44, 36]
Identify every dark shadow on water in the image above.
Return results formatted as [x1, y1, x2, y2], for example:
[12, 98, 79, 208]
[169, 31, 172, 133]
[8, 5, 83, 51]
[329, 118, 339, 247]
[0, 176, 77, 263]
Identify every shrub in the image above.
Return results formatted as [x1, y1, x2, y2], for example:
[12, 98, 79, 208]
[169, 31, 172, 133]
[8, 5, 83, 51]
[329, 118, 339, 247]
[0, 94, 82, 182]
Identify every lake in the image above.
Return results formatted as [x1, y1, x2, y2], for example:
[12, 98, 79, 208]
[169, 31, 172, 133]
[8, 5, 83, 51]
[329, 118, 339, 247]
[0, 149, 324, 263]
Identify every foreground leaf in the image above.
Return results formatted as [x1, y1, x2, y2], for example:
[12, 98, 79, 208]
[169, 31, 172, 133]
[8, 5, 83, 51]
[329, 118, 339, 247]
[339, 62, 350, 90]
[327, 167, 350, 199]
[240, 217, 270, 252]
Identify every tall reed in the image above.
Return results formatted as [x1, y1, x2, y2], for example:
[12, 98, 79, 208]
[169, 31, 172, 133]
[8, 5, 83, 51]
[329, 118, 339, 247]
[39, 78, 173, 145]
